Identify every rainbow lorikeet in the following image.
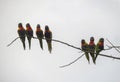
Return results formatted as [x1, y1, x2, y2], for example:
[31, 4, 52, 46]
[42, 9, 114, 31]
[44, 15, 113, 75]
[18, 23, 26, 50]
[89, 37, 95, 64]
[95, 38, 104, 62]
[81, 39, 90, 64]
[36, 24, 44, 50]
[44, 25, 52, 53]
[26, 23, 33, 50]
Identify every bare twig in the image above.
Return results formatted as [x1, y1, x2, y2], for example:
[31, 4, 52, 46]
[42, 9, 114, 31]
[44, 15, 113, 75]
[106, 45, 120, 49]
[106, 39, 120, 53]
[33, 37, 81, 50]
[60, 54, 85, 68]
[99, 54, 120, 60]
[59, 53, 120, 68]
[7, 37, 120, 61]
[7, 37, 20, 47]
[7, 36, 81, 50]
[105, 45, 120, 51]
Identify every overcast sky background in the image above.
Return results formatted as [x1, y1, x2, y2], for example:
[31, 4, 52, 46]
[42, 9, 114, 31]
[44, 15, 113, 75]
[0, 0, 120, 82]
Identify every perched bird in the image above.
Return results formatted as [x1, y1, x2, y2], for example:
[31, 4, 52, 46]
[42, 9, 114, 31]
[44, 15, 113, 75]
[36, 24, 44, 50]
[81, 39, 90, 64]
[89, 37, 95, 64]
[95, 38, 104, 62]
[17, 23, 26, 50]
[26, 23, 33, 50]
[44, 25, 52, 53]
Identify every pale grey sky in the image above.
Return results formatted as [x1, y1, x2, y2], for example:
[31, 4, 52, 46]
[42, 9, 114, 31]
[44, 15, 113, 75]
[0, 0, 120, 82]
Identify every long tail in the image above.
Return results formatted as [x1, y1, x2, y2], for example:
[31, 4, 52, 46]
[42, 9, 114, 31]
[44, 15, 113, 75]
[90, 52, 95, 64]
[85, 52, 90, 64]
[20, 37, 26, 50]
[22, 41, 26, 50]
[47, 40, 52, 53]
[39, 39, 43, 50]
[28, 37, 31, 50]
[94, 51, 100, 63]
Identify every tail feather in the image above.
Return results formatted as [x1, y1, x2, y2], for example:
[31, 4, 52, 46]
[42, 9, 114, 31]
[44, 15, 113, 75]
[94, 51, 100, 63]
[47, 40, 52, 53]
[20, 37, 26, 50]
[90, 52, 95, 64]
[39, 39, 43, 50]
[85, 52, 90, 64]
[28, 37, 31, 50]
[22, 41, 26, 50]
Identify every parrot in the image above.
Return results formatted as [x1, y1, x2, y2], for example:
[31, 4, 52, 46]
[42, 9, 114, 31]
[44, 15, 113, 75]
[81, 39, 90, 64]
[44, 25, 52, 53]
[17, 23, 26, 50]
[89, 37, 95, 64]
[26, 23, 33, 50]
[94, 38, 104, 62]
[36, 24, 44, 50]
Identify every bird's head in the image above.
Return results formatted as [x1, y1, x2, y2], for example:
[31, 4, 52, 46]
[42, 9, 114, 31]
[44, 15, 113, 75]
[90, 37, 94, 42]
[26, 23, 30, 28]
[18, 23, 22, 28]
[26, 23, 32, 30]
[100, 38, 104, 42]
[45, 25, 49, 31]
[37, 24, 40, 28]
[81, 39, 85, 44]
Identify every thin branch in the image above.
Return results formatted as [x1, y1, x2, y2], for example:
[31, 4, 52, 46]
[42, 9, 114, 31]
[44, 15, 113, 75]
[106, 39, 120, 53]
[7, 36, 81, 50]
[59, 53, 120, 68]
[59, 54, 85, 68]
[106, 45, 120, 49]
[7, 37, 120, 60]
[33, 37, 81, 50]
[99, 54, 120, 60]
[7, 37, 20, 47]
[104, 45, 120, 51]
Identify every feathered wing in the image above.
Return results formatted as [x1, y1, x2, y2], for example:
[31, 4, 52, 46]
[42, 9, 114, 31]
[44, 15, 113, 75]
[89, 44, 95, 64]
[36, 30, 44, 50]
[26, 30, 33, 50]
[95, 40, 104, 62]
[45, 30, 52, 53]
[91, 50, 95, 64]
[81, 42, 90, 64]
[47, 31, 52, 53]
[18, 29, 26, 50]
